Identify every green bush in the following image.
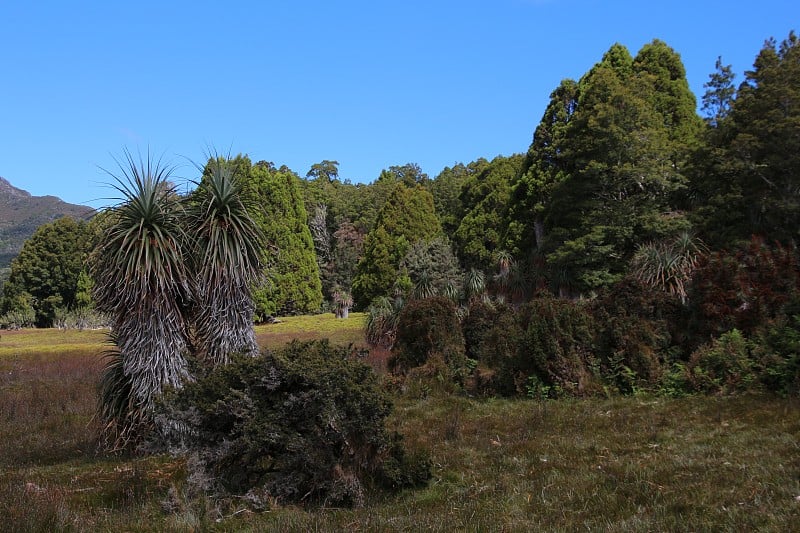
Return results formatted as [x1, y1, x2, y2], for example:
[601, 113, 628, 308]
[659, 362, 693, 398]
[750, 315, 800, 396]
[461, 301, 521, 395]
[158, 340, 430, 508]
[461, 300, 496, 362]
[593, 279, 678, 392]
[0, 307, 35, 329]
[505, 297, 599, 397]
[389, 296, 466, 380]
[687, 329, 756, 394]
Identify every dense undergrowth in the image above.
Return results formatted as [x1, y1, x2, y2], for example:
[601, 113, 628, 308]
[379, 238, 800, 403]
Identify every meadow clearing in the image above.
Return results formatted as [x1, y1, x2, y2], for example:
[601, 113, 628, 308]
[1, 315, 798, 531]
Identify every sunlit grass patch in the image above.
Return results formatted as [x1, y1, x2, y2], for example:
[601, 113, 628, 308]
[0, 328, 107, 359]
[255, 312, 366, 349]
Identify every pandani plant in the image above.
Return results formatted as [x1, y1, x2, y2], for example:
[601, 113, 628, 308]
[93, 150, 265, 451]
[92, 150, 191, 450]
[186, 156, 265, 366]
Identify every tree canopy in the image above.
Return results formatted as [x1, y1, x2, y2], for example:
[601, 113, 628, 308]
[691, 32, 800, 247]
[1, 216, 97, 326]
[509, 40, 700, 295]
[352, 182, 441, 307]
[233, 158, 323, 318]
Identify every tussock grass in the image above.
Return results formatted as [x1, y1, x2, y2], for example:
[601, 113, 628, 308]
[1, 324, 799, 531]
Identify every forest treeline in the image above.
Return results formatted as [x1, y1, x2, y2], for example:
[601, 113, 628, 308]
[0, 33, 798, 396]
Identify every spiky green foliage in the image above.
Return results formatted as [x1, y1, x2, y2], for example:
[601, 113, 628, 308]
[97, 336, 142, 451]
[332, 286, 353, 319]
[463, 268, 486, 303]
[365, 295, 404, 349]
[632, 231, 707, 303]
[399, 236, 463, 301]
[91, 150, 191, 448]
[188, 157, 265, 365]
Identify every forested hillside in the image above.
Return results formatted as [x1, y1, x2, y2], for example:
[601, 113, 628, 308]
[0, 177, 92, 269]
[1, 32, 798, 341]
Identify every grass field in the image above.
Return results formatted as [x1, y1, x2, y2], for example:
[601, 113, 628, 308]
[1, 315, 799, 531]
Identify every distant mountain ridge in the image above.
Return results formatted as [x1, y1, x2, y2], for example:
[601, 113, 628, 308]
[0, 176, 94, 269]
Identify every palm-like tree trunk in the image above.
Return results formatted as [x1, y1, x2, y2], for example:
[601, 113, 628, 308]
[93, 150, 192, 449]
[187, 156, 264, 366]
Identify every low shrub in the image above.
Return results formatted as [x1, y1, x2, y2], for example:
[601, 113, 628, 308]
[685, 238, 800, 351]
[461, 300, 496, 362]
[593, 279, 678, 392]
[389, 296, 465, 381]
[365, 296, 403, 349]
[53, 306, 111, 330]
[687, 329, 756, 394]
[462, 301, 519, 369]
[750, 315, 800, 397]
[502, 296, 599, 397]
[157, 340, 430, 508]
[0, 307, 36, 329]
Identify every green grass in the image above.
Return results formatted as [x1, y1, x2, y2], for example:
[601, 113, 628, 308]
[1, 319, 799, 531]
[254, 312, 367, 349]
[0, 328, 108, 358]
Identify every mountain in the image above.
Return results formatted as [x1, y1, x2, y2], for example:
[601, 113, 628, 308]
[0, 177, 94, 269]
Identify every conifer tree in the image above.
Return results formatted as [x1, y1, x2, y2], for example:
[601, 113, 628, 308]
[454, 154, 523, 270]
[511, 41, 699, 295]
[691, 31, 800, 247]
[242, 161, 323, 317]
[352, 183, 441, 307]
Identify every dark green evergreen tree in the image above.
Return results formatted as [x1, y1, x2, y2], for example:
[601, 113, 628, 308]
[508, 79, 579, 256]
[1, 216, 96, 326]
[427, 159, 488, 238]
[454, 154, 524, 270]
[232, 158, 323, 317]
[701, 57, 736, 126]
[691, 31, 800, 247]
[352, 183, 441, 307]
[510, 41, 699, 296]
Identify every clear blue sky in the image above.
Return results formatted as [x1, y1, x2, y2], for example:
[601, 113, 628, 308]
[0, 1, 796, 208]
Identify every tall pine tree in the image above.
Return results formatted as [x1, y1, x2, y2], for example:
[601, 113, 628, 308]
[352, 182, 441, 307]
[225, 157, 323, 318]
[691, 32, 800, 247]
[511, 41, 699, 295]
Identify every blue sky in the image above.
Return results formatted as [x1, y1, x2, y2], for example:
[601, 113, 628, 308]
[0, 1, 796, 208]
